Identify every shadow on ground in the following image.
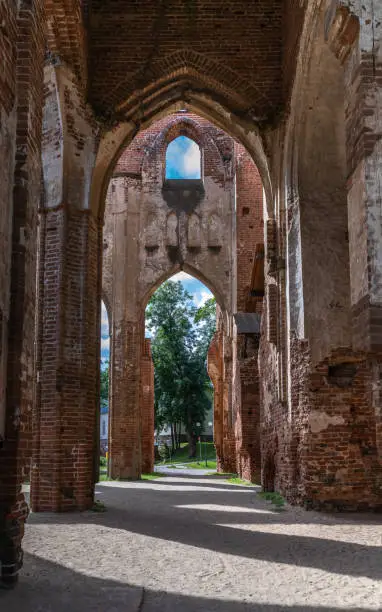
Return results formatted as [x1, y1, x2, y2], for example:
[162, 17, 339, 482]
[0, 552, 379, 612]
[27, 475, 382, 582]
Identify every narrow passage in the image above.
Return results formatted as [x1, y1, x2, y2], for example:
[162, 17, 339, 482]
[2, 473, 381, 611]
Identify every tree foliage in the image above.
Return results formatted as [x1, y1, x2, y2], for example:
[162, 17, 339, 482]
[146, 281, 216, 456]
[100, 363, 109, 408]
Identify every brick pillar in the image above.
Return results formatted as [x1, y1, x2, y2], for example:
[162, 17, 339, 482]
[0, 0, 44, 585]
[208, 332, 224, 470]
[235, 335, 261, 483]
[221, 332, 236, 473]
[140, 338, 154, 474]
[108, 186, 142, 480]
[31, 60, 100, 512]
[31, 209, 101, 512]
[109, 320, 142, 479]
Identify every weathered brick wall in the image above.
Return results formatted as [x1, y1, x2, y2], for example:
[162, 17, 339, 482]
[259, 1, 382, 510]
[207, 328, 224, 470]
[235, 145, 264, 312]
[0, 0, 45, 585]
[32, 209, 101, 512]
[140, 339, 155, 474]
[103, 112, 236, 478]
[89, 1, 283, 125]
[233, 334, 261, 483]
[0, 0, 19, 586]
[232, 144, 264, 482]
[0, 1, 17, 446]
[283, 0, 307, 102]
[33, 63, 101, 512]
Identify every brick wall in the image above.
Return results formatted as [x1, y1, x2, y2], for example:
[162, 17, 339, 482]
[235, 145, 263, 312]
[0, 0, 45, 585]
[103, 112, 236, 478]
[88, 1, 283, 124]
[0, 0, 17, 446]
[32, 209, 101, 512]
[232, 144, 264, 482]
[259, 2, 382, 510]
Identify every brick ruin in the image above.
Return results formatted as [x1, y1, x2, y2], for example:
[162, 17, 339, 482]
[0, 0, 382, 586]
[102, 113, 263, 480]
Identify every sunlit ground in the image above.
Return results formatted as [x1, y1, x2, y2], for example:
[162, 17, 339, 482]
[3, 475, 381, 612]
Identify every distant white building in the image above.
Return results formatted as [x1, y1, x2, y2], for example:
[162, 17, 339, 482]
[100, 404, 108, 454]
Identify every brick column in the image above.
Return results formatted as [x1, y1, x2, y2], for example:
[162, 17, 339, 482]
[108, 187, 142, 480]
[208, 332, 224, 470]
[222, 333, 236, 473]
[0, 0, 44, 585]
[140, 339, 154, 474]
[31, 209, 101, 512]
[234, 335, 261, 483]
[109, 320, 142, 479]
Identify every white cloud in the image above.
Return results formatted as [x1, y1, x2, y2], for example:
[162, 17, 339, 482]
[101, 337, 110, 351]
[195, 289, 212, 308]
[166, 137, 201, 179]
[169, 272, 193, 282]
[183, 140, 201, 178]
[101, 302, 110, 336]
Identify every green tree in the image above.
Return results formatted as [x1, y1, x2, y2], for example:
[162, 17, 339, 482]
[100, 363, 109, 409]
[146, 281, 215, 457]
[194, 297, 216, 356]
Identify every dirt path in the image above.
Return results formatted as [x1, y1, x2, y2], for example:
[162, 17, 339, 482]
[2, 474, 381, 611]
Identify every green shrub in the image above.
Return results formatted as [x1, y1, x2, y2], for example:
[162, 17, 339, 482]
[258, 491, 285, 508]
[158, 441, 170, 462]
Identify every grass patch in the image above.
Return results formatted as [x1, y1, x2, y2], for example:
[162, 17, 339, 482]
[226, 476, 254, 486]
[140, 472, 166, 480]
[207, 471, 236, 477]
[92, 499, 106, 512]
[98, 473, 110, 482]
[184, 460, 217, 470]
[156, 442, 216, 465]
[258, 491, 285, 508]
[98, 474, 120, 482]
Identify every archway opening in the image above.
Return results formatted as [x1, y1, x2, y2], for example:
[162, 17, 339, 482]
[99, 301, 110, 479]
[145, 272, 216, 467]
[165, 136, 201, 180]
[100, 110, 265, 482]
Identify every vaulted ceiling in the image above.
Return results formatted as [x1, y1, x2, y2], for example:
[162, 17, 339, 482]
[86, 1, 285, 125]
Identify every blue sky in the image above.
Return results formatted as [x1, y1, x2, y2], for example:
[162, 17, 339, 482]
[165, 136, 201, 179]
[100, 273, 213, 364]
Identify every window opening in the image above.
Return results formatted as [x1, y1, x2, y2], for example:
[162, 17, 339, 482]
[165, 136, 201, 179]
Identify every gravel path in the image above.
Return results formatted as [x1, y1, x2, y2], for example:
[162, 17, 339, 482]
[1, 473, 381, 611]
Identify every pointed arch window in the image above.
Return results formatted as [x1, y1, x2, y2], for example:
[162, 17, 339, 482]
[165, 136, 201, 180]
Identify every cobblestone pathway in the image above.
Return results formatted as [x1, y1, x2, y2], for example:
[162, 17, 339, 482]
[1, 474, 381, 611]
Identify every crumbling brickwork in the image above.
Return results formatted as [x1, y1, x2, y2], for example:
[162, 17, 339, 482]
[259, 0, 382, 510]
[232, 146, 264, 482]
[0, 0, 45, 585]
[88, 1, 283, 123]
[102, 112, 237, 479]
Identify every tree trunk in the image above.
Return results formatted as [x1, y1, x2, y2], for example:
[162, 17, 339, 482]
[173, 422, 177, 453]
[170, 423, 175, 454]
[177, 423, 182, 449]
[187, 432, 197, 458]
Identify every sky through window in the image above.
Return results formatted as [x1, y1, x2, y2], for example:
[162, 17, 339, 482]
[166, 136, 201, 179]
